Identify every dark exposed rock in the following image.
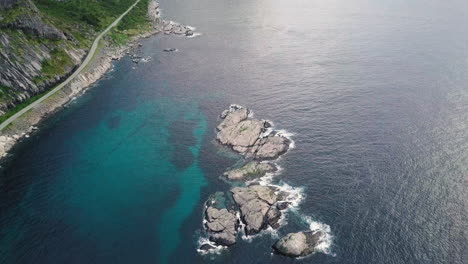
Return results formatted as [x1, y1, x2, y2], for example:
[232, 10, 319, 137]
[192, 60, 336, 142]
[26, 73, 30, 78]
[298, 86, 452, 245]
[0, 0, 21, 10]
[6, 15, 66, 40]
[276, 202, 290, 210]
[199, 243, 217, 251]
[273, 231, 324, 257]
[223, 161, 276, 181]
[266, 206, 281, 229]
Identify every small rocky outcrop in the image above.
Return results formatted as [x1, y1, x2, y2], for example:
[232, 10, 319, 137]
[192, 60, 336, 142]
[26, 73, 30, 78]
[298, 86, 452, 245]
[231, 185, 280, 235]
[162, 20, 194, 36]
[216, 106, 290, 160]
[199, 243, 217, 251]
[224, 161, 276, 180]
[273, 231, 324, 257]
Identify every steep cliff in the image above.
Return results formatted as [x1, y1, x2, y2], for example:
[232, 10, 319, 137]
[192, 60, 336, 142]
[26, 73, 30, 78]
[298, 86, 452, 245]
[0, 0, 153, 116]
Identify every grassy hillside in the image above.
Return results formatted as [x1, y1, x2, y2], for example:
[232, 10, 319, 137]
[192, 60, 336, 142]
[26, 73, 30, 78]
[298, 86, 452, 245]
[0, 0, 153, 117]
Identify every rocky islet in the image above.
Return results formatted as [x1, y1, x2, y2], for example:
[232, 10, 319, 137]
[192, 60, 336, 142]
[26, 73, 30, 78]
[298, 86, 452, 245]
[200, 105, 324, 258]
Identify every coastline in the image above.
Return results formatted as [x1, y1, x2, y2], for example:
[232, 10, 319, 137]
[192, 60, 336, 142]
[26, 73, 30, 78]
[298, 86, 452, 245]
[0, 0, 163, 159]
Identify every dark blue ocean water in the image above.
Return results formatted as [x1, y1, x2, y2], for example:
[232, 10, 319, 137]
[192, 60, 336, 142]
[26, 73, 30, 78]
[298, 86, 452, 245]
[1, 0, 467, 263]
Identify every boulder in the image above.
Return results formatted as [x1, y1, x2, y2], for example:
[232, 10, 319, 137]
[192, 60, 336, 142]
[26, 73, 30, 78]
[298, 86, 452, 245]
[216, 106, 290, 160]
[250, 134, 290, 160]
[205, 207, 239, 246]
[217, 107, 249, 131]
[273, 231, 324, 257]
[217, 119, 265, 147]
[224, 161, 276, 180]
[231, 185, 279, 235]
[276, 202, 290, 210]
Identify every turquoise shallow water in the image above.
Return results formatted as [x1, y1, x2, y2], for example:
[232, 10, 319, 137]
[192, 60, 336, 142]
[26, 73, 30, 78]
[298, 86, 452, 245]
[0, 62, 212, 263]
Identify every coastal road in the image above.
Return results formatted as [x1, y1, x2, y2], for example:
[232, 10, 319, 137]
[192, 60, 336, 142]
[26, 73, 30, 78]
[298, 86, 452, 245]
[0, 0, 141, 131]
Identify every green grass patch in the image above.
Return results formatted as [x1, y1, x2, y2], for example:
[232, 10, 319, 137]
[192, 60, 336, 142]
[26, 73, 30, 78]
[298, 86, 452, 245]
[109, 30, 130, 46]
[34, 0, 137, 32]
[0, 85, 15, 103]
[40, 48, 73, 80]
[0, 4, 33, 24]
[0, 92, 46, 124]
[117, 0, 150, 31]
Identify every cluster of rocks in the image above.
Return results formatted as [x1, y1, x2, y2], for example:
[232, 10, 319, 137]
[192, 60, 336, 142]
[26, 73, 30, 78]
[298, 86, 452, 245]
[162, 20, 194, 36]
[216, 106, 290, 160]
[200, 106, 323, 258]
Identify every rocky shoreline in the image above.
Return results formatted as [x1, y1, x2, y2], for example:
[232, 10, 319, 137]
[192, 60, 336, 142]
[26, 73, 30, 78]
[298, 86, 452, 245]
[199, 105, 326, 258]
[0, 0, 196, 159]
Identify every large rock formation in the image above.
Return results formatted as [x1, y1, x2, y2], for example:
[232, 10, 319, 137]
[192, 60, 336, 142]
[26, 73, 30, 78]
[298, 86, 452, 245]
[216, 106, 290, 160]
[224, 161, 276, 181]
[203, 192, 240, 246]
[205, 207, 239, 246]
[231, 185, 281, 235]
[5, 14, 66, 40]
[273, 231, 324, 257]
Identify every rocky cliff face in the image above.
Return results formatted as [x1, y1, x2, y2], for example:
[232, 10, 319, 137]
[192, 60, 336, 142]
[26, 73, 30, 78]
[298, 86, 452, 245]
[0, 0, 20, 10]
[0, 0, 85, 114]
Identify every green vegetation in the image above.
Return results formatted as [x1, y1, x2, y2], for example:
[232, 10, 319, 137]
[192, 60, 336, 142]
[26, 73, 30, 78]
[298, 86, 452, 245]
[34, 0, 136, 31]
[118, 0, 150, 31]
[0, 4, 33, 24]
[0, 92, 46, 124]
[36, 48, 73, 83]
[108, 0, 152, 46]
[0, 85, 15, 103]
[109, 30, 130, 46]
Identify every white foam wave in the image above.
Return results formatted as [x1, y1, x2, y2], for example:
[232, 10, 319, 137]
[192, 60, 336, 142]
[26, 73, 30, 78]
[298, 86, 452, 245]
[196, 236, 227, 255]
[303, 216, 335, 256]
[275, 129, 295, 149]
[186, 32, 202, 38]
[140, 56, 152, 63]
